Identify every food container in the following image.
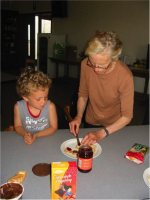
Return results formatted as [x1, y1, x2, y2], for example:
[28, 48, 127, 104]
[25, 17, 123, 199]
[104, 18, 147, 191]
[51, 161, 77, 199]
[77, 145, 93, 173]
[0, 182, 24, 200]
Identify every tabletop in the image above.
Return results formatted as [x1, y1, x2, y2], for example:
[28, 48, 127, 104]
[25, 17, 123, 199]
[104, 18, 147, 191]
[1, 125, 149, 199]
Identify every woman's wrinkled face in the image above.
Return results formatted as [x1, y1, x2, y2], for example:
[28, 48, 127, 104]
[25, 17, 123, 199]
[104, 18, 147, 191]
[87, 54, 112, 74]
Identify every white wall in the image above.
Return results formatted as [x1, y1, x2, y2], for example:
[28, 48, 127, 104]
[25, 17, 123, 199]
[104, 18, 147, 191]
[52, 1, 149, 61]
[6, 1, 149, 93]
[52, 1, 149, 93]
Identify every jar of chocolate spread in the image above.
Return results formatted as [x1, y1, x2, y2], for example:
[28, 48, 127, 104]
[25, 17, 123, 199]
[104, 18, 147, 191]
[77, 145, 93, 173]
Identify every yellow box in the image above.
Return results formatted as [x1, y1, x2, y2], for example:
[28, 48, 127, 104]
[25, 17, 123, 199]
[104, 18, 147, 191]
[51, 161, 77, 200]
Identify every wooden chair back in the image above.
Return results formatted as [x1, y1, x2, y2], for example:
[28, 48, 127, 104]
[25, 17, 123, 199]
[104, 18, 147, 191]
[64, 106, 73, 122]
[4, 125, 14, 131]
[26, 59, 35, 71]
[20, 59, 35, 74]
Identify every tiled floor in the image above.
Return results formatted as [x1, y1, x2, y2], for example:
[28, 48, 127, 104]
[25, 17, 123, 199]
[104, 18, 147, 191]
[0, 77, 148, 131]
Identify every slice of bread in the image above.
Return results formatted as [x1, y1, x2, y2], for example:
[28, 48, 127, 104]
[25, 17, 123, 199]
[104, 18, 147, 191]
[7, 171, 27, 184]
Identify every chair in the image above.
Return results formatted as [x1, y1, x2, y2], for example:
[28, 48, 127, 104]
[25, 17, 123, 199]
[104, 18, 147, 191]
[26, 59, 35, 71]
[4, 125, 14, 131]
[64, 91, 86, 124]
[55, 104, 70, 129]
[64, 106, 73, 122]
[20, 59, 35, 74]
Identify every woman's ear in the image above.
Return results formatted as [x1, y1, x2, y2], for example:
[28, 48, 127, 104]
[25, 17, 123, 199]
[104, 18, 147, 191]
[22, 96, 28, 102]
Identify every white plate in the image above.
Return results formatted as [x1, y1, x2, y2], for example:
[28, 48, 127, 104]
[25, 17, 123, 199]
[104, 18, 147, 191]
[60, 138, 102, 159]
[143, 167, 150, 188]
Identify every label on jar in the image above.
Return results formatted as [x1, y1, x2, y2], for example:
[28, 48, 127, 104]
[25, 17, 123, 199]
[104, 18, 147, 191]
[78, 157, 93, 170]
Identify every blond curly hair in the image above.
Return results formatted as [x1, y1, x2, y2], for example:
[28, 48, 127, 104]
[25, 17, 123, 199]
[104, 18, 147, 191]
[85, 30, 123, 60]
[16, 69, 52, 97]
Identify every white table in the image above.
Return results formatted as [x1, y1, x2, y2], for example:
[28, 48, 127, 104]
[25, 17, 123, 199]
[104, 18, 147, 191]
[1, 125, 149, 199]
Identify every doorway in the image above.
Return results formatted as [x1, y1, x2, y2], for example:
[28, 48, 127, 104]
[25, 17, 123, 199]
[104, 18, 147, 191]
[18, 14, 35, 68]
[38, 37, 48, 74]
[18, 13, 51, 71]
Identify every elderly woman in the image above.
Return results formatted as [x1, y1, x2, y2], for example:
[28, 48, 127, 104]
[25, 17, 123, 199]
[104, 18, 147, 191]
[69, 30, 134, 145]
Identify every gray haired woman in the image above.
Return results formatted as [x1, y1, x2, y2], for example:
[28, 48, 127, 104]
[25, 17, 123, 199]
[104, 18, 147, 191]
[69, 30, 134, 145]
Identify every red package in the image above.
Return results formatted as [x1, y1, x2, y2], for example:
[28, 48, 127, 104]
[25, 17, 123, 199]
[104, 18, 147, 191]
[124, 143, 149, 164]
[51, 161, 77, 200]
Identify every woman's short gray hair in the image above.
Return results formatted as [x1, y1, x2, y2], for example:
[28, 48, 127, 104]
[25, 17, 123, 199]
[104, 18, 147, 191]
[85, 31, 123, 61]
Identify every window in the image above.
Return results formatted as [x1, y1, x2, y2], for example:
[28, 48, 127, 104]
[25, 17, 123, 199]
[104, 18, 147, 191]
[35, 16, 39, 59]
[35, 14, 51, 59]
[41, 19, 51, 33]
[28, 24, 30, 56]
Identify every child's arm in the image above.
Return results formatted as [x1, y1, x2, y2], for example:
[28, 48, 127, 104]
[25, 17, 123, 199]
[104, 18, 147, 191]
[32, 101, 58, 139]
[14, 103, 33, 145]
[14, 103, 28, 136]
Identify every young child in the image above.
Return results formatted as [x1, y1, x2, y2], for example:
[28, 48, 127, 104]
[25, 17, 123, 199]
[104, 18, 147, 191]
[14, 69, 57, 145]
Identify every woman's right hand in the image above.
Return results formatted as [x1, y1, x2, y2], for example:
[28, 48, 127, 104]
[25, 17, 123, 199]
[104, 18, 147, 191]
[69, 116, 82, 136]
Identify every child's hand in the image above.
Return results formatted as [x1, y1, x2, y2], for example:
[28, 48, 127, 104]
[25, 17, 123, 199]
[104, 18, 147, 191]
[31, 134, 37, 144]
[24, 132, 33, 145]
[24, 132, 37, 145]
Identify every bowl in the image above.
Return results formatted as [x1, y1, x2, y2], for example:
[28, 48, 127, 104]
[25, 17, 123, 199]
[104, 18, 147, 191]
[0, 182, 24, 200]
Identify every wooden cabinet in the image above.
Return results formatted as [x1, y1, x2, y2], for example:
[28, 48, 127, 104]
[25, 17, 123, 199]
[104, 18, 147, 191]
[1, 9, 19, 71]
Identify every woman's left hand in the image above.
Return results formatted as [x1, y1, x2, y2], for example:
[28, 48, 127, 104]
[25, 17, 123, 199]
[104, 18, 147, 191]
[81, 129, 105, 145]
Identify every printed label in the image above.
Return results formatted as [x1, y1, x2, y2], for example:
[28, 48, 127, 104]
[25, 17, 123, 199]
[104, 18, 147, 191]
[78, 157, 93, 170]
[51, 161, 77, 199]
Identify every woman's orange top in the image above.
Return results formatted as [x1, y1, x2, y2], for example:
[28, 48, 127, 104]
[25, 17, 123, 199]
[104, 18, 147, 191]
[78, 58, 134, 126]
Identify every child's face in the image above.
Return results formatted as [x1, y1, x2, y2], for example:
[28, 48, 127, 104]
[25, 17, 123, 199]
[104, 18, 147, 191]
[23, 87, 49, 111]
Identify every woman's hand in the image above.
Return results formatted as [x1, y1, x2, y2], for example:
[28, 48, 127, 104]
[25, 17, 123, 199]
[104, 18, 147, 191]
[81, 129, 106, 145]
[69, 116, 82, 136]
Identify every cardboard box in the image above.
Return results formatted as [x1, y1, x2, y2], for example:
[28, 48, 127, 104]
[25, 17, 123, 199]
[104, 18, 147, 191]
[54, 42, 66, 58]
[51, 161, 77, 200]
